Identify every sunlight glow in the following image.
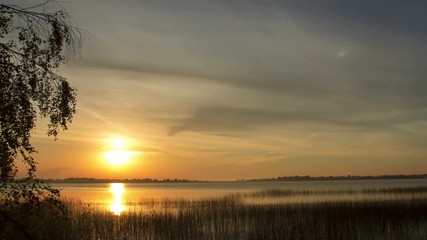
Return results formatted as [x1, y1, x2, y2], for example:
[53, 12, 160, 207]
[104, 136, 136, 167]
[105, 150, 133, 166]
[109, 183, 126, 215]
[109, 137, 126, 149]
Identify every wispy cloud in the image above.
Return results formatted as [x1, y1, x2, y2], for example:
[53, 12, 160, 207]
[168, 105, 427, 136]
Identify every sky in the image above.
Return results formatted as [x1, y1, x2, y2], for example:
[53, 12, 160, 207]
[10, 0, 427, 180]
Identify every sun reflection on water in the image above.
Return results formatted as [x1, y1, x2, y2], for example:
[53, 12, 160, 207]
[109, 183, 126, 215]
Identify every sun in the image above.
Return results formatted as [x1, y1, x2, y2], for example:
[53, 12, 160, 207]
[104, 136, 134, 167]
[105, 150, 133, 166]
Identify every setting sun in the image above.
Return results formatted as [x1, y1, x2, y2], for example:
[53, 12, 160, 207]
[105, 150, 133, 166]
[104, 136, 135, 167]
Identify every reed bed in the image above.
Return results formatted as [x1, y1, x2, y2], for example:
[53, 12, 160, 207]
[243, 186, 427, 198]
[1, 187, 427, 240]
[61, 197, 427, 240]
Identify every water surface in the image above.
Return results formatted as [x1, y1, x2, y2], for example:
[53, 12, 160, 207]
[55, 179, 427, 215]
[56, 179, 427, 201]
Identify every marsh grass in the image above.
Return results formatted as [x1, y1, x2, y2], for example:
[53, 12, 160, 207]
[61, 187, 427, 240]
[1, 187, 427, 240]
[244, 186, 427, 198]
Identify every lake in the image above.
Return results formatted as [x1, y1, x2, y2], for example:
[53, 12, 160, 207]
[15, 179, 425, 240]
[55, 179, 427, 215]
[55, 179, 427, 200]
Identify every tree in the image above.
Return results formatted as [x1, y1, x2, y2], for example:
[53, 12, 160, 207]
[0, 2, 83, 238]
[0, 1, 82, 204]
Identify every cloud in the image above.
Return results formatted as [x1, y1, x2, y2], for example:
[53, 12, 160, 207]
[62, 0, 427, 148]
[71, 0, 427, 115]
[168, 105, 427, 136]
[277, 0, 427, 39]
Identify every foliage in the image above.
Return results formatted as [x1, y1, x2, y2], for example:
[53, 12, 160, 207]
[0, 1, 82, 238]
[0, 184, 67, 240]
[0, 1, 81, 181]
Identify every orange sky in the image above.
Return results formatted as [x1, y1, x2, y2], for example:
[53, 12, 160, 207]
[11, 0, 427, 180]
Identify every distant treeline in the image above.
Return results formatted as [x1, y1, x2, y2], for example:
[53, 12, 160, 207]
[39, 174, 427, 183]
[42, 178, 201, 183]
[242, 174, 427, 182]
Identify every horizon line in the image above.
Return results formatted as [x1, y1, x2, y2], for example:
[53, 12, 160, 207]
[37, 173, 427, 183]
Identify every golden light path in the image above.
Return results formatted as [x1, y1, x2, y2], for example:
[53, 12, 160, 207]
[109, 183, 126, 215]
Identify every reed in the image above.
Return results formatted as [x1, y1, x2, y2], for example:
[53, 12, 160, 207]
[244, 186, 427, 198]
[1, 187, 427, 240]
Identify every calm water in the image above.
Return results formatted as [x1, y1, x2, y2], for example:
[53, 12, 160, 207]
[56, 179, 427, 201]
[55, 179, 427, 215]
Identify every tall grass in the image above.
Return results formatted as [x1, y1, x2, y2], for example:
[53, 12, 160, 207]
[244, 186, 427, 198]
[2, 187, 427, 240]
[59, 197, 427, 240]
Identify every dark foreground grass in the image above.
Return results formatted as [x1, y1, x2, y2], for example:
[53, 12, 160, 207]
[1, 189, 427, 240]
[64, 198, 427, 240]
